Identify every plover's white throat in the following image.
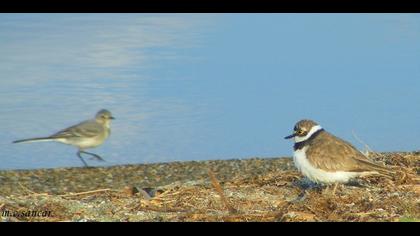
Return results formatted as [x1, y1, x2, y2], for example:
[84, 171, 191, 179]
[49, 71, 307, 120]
[285, 119, 393, 184]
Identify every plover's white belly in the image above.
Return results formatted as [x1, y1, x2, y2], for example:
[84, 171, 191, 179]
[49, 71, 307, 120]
[293, 147, 359, 184]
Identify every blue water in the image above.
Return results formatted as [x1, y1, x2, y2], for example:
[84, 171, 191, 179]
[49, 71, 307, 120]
[1, 13, 420, 170]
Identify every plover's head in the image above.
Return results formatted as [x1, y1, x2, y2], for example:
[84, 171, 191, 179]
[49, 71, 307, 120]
[285, 119, 323, 143]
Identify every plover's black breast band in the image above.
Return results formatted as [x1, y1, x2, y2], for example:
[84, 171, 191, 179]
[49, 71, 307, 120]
[293, 128, 324, 151]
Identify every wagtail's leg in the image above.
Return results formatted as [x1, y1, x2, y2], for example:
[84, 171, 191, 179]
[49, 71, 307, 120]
[76, 150, 89, 167]
[80, 150, 106, 162]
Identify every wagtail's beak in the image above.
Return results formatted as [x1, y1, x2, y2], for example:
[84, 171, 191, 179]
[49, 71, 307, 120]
[110, 116, 115, 120]
[284, 133, 296, 139]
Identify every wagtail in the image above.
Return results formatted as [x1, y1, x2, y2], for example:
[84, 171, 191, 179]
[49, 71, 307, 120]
[13, 109, 115, 167]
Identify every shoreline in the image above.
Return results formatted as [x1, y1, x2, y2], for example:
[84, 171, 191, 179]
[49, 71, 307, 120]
[0, 156, 293, 196]
[0, 156, 287, 172]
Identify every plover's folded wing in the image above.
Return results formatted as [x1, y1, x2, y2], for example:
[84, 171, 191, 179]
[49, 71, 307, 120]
[351, 154, 394, 175]
[306, 131, 391, 173]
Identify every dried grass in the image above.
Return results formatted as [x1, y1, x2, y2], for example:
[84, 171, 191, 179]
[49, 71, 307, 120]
[1, 152, 418, 222]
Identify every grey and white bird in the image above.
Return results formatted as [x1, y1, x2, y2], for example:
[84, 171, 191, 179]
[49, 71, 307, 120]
[285, 119, 393, 190]
[13, 109, 115, 167]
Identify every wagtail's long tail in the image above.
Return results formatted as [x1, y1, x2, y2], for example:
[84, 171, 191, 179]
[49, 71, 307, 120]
[13, 137, 56, 144]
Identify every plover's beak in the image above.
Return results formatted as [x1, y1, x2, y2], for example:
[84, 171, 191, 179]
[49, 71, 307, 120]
[284, 133, 296, 139]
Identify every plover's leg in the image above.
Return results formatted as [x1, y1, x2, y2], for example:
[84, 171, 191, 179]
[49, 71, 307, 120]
[80, 150, 106, 162]
[322, 183, 336, 195]
[291, 178, 322, 202]
[332, 182, 339, 195]
[322, 183, 338, 195]
[323, 184, 330, 194]
[76, 150, 89, 167]
[347, 179, 365, 187]
[294, 177, 320, 190]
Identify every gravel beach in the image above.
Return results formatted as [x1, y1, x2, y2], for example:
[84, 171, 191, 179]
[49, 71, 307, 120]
[0, 152, 418, 222]
[0, 157, 292, 196]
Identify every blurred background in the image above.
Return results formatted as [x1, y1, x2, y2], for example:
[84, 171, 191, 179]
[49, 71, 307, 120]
[1, 13, 420, 169]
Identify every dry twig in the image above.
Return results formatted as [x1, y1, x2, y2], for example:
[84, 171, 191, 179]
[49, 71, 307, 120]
[208, 169, 237, 214]
[352, 130, 377, 157]
[58, 188, 113, 197]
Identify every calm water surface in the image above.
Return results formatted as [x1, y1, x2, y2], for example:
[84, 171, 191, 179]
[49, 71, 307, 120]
[1, 14, 420, 170]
